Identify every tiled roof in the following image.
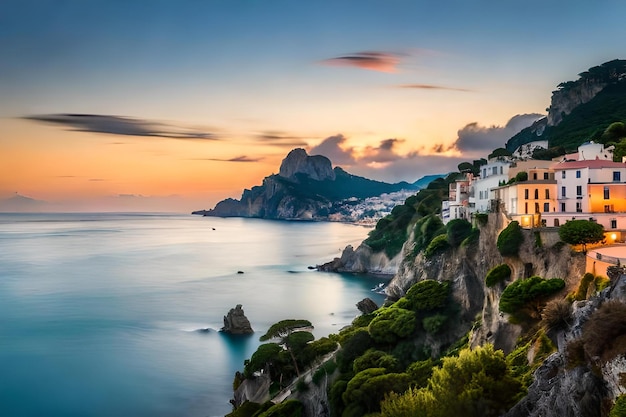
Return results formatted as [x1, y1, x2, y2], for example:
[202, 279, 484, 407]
[551, 159, 626, 170]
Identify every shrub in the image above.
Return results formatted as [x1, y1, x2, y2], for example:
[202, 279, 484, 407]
[423, 314, 448, 335]
[475, 213, 489, 226]
[446, 219, 473, 247]
[573, 272, 595, 301]
[353, 349, 399, 373]
[413, 214, 446, 255]
[485, 264, 512, 287]
[404, 280, 451, 312]
[542, 299, 573, 332]
[497, 221, 524, 257]
[424, 234, 449, 258]
[558, 219, 605, 253]
[256, 400, 304, 417]
[595, 275, 611, 292]
[581, 300, 626, 363]
[609, 395, 626, 417]
[368, 307, 417, 344]
[515, 171, 528, 182]
[461, 228, 480, 247]
[499, 276, 566, 320]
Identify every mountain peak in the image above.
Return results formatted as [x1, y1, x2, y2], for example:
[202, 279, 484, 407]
[278, 148, 336, 181]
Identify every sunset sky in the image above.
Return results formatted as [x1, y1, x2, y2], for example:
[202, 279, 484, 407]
[2, 0, 626, 212]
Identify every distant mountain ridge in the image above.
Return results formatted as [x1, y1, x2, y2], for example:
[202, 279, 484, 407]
[194, 148, 441, 221]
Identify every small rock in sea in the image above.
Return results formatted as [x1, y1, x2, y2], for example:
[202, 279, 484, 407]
[220, 304, 254, 335]
[212, 228, 216, 230]
[237, 271, 244, 274]
[196, 328, 211, 333]
[307, 265, 315, 270]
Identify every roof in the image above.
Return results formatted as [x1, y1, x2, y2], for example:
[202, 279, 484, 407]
[551, 159, 626, 170]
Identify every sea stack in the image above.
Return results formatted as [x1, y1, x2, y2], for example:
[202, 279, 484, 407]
[221, 304, 254, 335]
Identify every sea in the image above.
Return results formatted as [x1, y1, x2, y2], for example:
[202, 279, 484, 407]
[0, 213, 387, 417]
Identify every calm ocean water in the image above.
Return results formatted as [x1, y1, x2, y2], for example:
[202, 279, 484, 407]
[0, 213, 386, 417]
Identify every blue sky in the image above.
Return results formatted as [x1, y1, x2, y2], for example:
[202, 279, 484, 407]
[1, 0, 625, 211]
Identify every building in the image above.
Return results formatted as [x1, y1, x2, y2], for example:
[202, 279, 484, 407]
[442, 173, 473, 224]
[492, 160, 557, 228]
[470, 157, 512, 213]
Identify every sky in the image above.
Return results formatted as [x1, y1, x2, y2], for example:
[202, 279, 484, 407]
[1, 0, 626, 212]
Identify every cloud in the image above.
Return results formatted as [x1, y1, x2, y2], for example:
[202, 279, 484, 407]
[451, 113, 544, 155]
[320, 51, 402, 73]
[397, 84, 471, 92]
[24, 114, 218, 140]
[309, 134, 356, 165]
[254, 131, 309, 148]
[361, 138, 406, 163]
[190, 155, 263, 163]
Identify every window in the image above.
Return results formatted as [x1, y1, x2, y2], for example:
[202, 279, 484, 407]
[482, 168, 486, 177]
[611, 219, 617, 229]
[492, 167, 497, 175]
[576, 185, 582, 196]
[535, 203, 540, 213]
[554, 219, 560, 227]
[614, 171, 621, 182]
[576, 170, 581, 178]
[524, 189, 529, 199]
[560, 203, 566, 212]
[544, 172, 549, 180]
[533, 172, 537, 180]
[561, 186, 566, 197]
[545, 189, 550, 199]
[543, 203, 550, 212]
[524, 202, 528, 214]
[604, 186, 610, 199]
[576, 202, 582, 212]
[499, 166, 503, 175]
[534, 189, 539, 199]
[561, 171, 566, 179]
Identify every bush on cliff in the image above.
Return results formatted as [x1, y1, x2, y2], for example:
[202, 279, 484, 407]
[497, 221, 523, 257]
[413, 214, 446, 255]
[446, 218, 473, 247]
[404, 280, 451, 312]
[368, 307, 417, 344]
[610, 395, 626, 417]
[499, 276, 565, 321]
[424, 234, 449, 258]
[485, 264, 512, 287]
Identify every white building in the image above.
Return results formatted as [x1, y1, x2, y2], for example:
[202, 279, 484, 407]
[470, 157, 512, 213]
[442, 173, 472, 224]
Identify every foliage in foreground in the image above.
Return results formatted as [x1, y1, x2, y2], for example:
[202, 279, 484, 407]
[380, 345, 523, 417]
[499, 276, 565, 321]
[485, 263, 512, 287]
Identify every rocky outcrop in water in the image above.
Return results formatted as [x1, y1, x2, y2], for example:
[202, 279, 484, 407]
[279, 148, 335, 181]
[221, 304, 253, 335]
[356, 298, 379, 314]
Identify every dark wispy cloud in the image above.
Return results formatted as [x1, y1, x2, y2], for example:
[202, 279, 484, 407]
[24, 114, 218, 140]
[190, 155, 263, 163]
[397, 84, 472, 92]
[254, 131, 309, 148]
[89, 178, 106, 182]
[320, 51, 402, 73]
[451, 113, 544, 155]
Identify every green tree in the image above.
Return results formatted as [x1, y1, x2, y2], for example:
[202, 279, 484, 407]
[497, 221, 524, 257]
[488, 148, 513, 159]
[558, 219, 605, 253]
[514, 171, 528, 182]
[381, 345, 523, 417]
[343, 368, 411, 415]
[244, 343, 283, 378]
[368, 307, 417, 344]
[404, 280, 450, 312]
[260, 319, 313, 376]
[499, 276, 565, 320]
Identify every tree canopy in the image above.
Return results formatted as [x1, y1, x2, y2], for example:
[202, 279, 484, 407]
[259, 319, 313, 341]
[558, 219, 605, 253]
